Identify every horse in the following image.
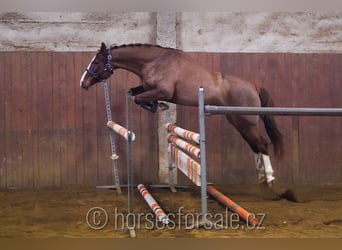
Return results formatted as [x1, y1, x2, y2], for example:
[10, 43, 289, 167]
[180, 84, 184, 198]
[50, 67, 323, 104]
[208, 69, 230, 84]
[80, 42, 284, 188]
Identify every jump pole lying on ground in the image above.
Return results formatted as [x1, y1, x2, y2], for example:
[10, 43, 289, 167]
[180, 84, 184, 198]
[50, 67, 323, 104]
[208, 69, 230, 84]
[137, 184, 170, 225]
[207, 185, 259, 226]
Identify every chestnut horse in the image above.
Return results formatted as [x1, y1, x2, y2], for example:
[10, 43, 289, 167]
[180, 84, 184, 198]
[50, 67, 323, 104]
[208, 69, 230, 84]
[80, 43, 283, 187]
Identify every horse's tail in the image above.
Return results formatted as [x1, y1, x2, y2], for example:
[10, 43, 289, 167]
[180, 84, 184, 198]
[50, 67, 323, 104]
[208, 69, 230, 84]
[258, 87, 284, 158]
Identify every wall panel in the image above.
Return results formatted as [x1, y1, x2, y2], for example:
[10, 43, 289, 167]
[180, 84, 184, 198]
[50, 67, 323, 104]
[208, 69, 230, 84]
[0, 52, 341, 188]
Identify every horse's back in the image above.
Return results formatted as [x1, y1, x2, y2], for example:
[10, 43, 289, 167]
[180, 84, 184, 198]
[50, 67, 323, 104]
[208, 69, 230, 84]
[222, 74, 261, 107]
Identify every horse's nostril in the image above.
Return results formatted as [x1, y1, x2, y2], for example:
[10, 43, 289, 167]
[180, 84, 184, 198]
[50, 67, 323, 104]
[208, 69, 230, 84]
[81, 82, 89, 90]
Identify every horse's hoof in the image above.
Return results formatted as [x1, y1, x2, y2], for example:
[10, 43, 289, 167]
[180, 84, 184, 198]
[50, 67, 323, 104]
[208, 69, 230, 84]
[141, 103, 158, 113]
[158, 102, 169, 111]
[258, 177, 274, 189]
[258, 176, 266, 185]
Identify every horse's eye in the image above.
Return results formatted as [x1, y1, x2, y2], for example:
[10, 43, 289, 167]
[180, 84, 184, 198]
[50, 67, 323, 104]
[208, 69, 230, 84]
[93, 60, 99, 65]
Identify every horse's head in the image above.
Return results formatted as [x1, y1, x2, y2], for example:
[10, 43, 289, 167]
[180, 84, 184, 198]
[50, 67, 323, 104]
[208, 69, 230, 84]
[80, 42, 114, 90]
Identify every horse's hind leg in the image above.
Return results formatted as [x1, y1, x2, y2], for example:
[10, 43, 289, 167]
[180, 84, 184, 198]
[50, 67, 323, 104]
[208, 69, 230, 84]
[227, 116, 275, 187]
[254, 152, 275, 187]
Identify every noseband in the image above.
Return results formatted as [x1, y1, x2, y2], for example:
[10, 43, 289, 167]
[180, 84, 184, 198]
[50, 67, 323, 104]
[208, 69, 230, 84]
[86, 49, 114, 82]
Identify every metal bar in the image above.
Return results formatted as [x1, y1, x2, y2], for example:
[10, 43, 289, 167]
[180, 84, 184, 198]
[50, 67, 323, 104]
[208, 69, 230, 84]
[126, 90, 136, 237]
[103, 82, 121, 194]
[198, 87, 208, 219]
[205, 106, 342, 116]
[166, 109, 176, 192]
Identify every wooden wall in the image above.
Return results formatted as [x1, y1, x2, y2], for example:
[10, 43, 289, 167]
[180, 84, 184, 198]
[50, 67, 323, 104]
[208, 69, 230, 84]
[0, 52, 159, 189]
[0, 52, 341, 188]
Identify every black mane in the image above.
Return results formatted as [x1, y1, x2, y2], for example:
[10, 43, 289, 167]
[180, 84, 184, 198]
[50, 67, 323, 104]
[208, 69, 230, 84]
[109, 43, 170, 50]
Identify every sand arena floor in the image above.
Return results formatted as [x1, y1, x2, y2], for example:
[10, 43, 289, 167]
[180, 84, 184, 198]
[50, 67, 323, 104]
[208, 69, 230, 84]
[0, 184, 341, 238]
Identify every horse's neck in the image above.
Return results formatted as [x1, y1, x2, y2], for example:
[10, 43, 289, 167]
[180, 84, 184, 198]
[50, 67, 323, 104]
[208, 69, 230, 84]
[111, 47, 163, 75]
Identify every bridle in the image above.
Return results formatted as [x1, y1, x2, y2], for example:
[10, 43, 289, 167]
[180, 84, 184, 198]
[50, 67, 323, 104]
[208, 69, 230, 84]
[85, 48, 114, 83]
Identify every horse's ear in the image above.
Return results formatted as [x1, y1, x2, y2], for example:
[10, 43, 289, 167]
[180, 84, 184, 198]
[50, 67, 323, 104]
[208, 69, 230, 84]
[100, 42, 107, 52]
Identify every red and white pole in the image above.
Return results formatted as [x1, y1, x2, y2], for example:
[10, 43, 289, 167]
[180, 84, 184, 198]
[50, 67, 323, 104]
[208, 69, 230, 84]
[137, 184, 169, 225]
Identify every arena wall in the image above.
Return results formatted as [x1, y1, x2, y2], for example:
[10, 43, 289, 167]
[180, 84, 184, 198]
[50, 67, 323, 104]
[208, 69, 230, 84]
[0, 12, 341, 188]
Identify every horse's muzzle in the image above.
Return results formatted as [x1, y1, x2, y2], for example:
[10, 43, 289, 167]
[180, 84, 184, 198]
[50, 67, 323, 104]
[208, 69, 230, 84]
[80, 81, 89, 90]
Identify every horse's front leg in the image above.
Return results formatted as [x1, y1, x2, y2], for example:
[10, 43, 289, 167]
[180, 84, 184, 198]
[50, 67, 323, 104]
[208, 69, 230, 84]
[131, 87, 170, 113]
[129, 85, 146, 96]
[128, 85, 157, 112]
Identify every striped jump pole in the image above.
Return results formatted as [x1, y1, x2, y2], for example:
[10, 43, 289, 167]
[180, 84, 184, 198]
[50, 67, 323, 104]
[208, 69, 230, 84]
[167, 134, 200, 158]
[107, 121, 136, 142]
[207, 185, 259, 226]
[166, 122, 207, 221]
[137, 184, 170, 225]
[170, 144, 201, 186]
[166, 123, 200, 145]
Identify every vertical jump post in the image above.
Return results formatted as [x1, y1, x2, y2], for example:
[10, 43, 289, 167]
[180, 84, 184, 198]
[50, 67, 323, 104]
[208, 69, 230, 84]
[198, 87, 208, 220]
[102, 87, 136, 237]
[126, 89, 135, 238]
[97, 82, 122, 194]
[105, 89, 135, 237]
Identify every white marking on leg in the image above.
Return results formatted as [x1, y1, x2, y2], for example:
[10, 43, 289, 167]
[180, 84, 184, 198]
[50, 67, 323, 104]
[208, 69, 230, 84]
[254, 153, 265, 183]
[80, 56, 96, 86]
[254, 153, 275, 184]
[261, 154, 275, 183]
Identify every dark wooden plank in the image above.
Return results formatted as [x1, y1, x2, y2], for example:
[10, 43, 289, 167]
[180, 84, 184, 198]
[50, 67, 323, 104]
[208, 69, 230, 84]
[111, 70, 128, 184]
[0, 53, 6, 188]
[23, 52, 36, 188]
[298, 54, 315, 183]
[37, 52, 54, 187]
[74, 52, 85, 185]
[4, 52, 17, 188]
[314, 54, 342, 183]
[299, 54, 326, 183]
[52, 53, 62, 186]
[312, 54, 329, 183]
[64, 52, 77, 185]
[82, 52, 98, 186]
[95, 71, 111, 185]
[335, 54, 342, 182]
[285, 53, 304, 183]
[55, 52, 71, 186]
[14, 52, 29, 188]
[31, 52, 40, 187]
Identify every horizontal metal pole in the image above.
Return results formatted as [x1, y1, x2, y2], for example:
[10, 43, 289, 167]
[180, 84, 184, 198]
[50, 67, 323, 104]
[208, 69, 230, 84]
[205, 106, 342, 116]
